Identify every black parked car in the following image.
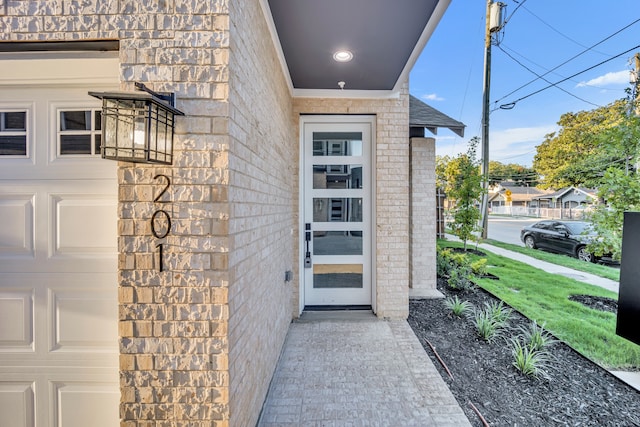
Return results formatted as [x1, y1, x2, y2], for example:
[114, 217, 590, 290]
[520, 220, 598, 262]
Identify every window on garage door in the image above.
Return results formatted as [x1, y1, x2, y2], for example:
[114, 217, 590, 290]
[0, 110, 28, 156]
[57, 108, 102, 156]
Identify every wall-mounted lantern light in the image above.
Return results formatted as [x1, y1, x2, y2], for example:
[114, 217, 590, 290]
[89, 83, 184, 165]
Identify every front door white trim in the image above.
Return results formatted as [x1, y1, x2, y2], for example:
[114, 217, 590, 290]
[298, 115, 376, 312]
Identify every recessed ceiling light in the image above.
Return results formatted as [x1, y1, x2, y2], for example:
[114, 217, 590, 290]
[333, 50, 353, 62]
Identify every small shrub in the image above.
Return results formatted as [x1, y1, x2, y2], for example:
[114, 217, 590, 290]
[437, 248, 453, 277]
[519, 320, 557, 352]
[483, 300, 512, 327]
[444, 296, 474, 318]
[447, 266, 476, 291]
[470, 258, 488, 276]
[510, 337, 551, 380]
[449, 251, 469, 268]
[472, 309, 502, 342]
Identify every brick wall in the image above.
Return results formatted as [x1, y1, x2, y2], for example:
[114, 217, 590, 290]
[293, 86, 411, 319]
[1, 1, 240, 425]
[409, 137, 440, 298]
[227, 1, 295, 426]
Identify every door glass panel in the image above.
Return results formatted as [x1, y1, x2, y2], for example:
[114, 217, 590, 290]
[313, 231, 363, 255]
[313, 132, 362, 156]
[313, 198, 362, 222]
[313, 264, 363, 288]
[313, 165, 363, 189]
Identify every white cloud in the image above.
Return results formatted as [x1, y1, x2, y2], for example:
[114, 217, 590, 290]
[422, 93, 445, 101]
[576, 70, 629, 88]
[490, 125, 558, 165]
[435, 124, 558, 166]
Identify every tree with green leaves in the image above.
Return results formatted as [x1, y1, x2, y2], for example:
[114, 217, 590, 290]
[443, 137, 484, 250]
[585, 94, 640, 260]
[488, 160, 539, 187]
[587, 168, 640, 260]
[533, 99, 635, 189]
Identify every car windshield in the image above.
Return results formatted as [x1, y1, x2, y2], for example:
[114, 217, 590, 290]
[565, 222, 593, 235]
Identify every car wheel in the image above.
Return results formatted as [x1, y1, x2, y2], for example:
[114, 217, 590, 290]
[524, 235, 536, 249]
[577, 246, 595, 263]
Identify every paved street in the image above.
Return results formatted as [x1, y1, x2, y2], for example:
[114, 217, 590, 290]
[486, 216, 539, 246]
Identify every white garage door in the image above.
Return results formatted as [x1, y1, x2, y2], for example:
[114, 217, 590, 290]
[0, 54, 120, 427]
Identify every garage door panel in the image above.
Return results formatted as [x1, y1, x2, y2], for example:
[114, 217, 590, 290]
[0, 180, 117, 273]
[51, 194, 117, 257]
[0, 289, 34, 351]
[49, 287, 118, 353]
[53, 382, 120, 427]
[0, 194, 35, 257]
[0, 382, 35, 427]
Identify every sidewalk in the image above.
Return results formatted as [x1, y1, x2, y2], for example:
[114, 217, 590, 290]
[464, 240, 640, 392]
[476, 241, 619, 293]
[257, 311, 471, 427]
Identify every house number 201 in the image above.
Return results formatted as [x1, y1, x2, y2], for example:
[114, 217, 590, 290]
[152, 174, 172, 272]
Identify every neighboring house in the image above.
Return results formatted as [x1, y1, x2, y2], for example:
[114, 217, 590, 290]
[530, 186, 598, 219]
[488, 182, 551, 210]
[0, 1, 454, 426]
[531, 186, 598, 209]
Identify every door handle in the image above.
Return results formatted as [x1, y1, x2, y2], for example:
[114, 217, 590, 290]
[304, 223, 312, 268]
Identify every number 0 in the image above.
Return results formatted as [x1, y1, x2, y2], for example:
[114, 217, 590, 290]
[151, 210, 171, 239]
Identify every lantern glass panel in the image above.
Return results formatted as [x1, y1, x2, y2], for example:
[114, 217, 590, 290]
[148, 104, 173, 164]
[102, 98, 149, 161]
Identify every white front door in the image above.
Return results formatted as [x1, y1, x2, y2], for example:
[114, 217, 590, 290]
[302, 117, 374, 307]
[0, 56, 119, 427]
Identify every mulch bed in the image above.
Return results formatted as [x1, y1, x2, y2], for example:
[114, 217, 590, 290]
[408, 278, 640, 427]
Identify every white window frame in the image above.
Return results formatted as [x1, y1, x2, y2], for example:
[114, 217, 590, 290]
[55, 107, 102, 158]
[0, 105, 32, 160]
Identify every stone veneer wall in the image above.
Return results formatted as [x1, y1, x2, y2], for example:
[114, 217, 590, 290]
[0, 1, 284, 425]
[227, 1, 295, 426]
[293, 86, 411, 319]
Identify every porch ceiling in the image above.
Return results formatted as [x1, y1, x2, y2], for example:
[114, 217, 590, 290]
[262, 0, 450, 97]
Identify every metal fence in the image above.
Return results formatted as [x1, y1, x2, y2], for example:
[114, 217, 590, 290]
[489, 205, 590, 220]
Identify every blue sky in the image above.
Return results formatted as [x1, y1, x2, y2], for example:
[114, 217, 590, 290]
[410, 0, 640, 166]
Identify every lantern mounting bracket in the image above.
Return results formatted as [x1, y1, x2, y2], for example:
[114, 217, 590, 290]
[134, 82, 176, 108]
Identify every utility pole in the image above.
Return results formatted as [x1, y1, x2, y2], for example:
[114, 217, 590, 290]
[479, 1, 505, 239]
[633, 53, 639, 173]
[634, 53, 640, 116]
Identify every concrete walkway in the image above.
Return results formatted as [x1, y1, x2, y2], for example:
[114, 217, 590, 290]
[257, 311, 471, 427]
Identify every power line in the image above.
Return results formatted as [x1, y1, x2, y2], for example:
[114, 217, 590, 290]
[495, 45, 601, 110]
[521, 4, 618, 56]
[496, 46, 601, 108]
[503, 0, 528, 26]
[499, 44, 626, 92]
[499, 44, 640, 109]
[494, 17, 640, 105]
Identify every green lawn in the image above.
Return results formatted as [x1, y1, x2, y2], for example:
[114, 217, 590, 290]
[438, 239, 640, 370]
[483, 238, 620, 282]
